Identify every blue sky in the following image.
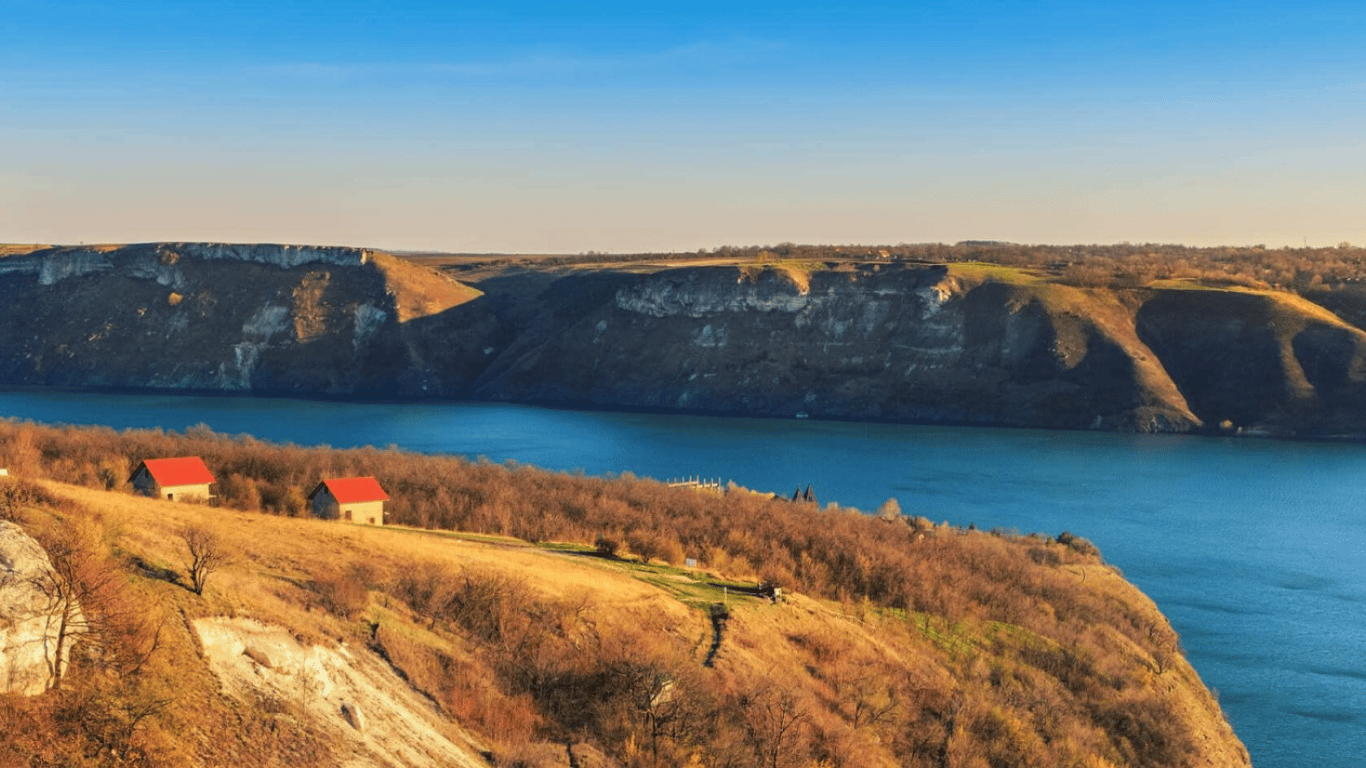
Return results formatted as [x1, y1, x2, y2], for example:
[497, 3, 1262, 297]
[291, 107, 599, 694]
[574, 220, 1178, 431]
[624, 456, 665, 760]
[3, 1, 1364, 251]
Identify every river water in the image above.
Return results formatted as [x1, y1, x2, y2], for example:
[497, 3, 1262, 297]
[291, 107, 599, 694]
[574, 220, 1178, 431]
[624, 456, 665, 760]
[2, 388, 1362, 766]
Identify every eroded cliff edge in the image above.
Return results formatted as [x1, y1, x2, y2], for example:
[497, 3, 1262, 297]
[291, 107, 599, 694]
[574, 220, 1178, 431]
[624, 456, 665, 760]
[0, 243, 480, 396]
[6, 244, 1366, 439]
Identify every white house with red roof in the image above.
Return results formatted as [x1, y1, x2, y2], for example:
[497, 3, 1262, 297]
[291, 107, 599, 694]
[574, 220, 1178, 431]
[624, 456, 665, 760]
[129, 457, 216, 502]
[308, 476, 389, 525]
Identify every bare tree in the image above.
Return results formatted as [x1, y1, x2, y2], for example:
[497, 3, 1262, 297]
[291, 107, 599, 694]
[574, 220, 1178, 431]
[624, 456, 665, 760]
[29, 521, 144, 691]
[837, 659, 901, 730]
[31, 528, 95, 690]
[181, 525, 230, 596]
[0, 480, 33, 522]
[738, 684, 808, 768]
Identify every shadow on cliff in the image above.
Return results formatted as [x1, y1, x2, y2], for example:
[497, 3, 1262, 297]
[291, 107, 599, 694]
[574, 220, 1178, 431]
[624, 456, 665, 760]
[1136, 290, 1366, 434]
[395, 269, 645, 397]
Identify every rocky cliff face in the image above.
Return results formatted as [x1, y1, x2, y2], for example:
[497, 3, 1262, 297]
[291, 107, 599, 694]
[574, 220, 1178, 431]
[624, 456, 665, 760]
[473, 265, 1201, 432]
[5, 245, 1366, 438]
[464, 262, 1366, 438]
[195, 616, 489, 768]
[0, 243, 476, 397]
[0, 242, 370, 287]
[0, 521, 78, 696]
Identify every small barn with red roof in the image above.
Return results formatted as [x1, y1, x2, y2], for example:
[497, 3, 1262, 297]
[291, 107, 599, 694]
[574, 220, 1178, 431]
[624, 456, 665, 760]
[308, 476, 389, 526]
[129, 457, 216, 502]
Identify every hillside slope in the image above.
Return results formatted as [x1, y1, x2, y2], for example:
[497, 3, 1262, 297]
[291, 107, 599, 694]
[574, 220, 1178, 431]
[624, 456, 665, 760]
[460, 261, 1366, 437]
[469, 264, 1200, 432]
[1, 474, 1248, 768]
[0, 243, 479, 396]
[6, 243, 1366, 437]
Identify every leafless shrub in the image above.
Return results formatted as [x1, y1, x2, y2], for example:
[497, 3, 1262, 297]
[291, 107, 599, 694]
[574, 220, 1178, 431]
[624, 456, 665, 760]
[1, 477, 72, 521]
[594, 534, 622, 558]
[308, 572, 369, 620]
[0, 477, 36, 522]
[1057, 531, 1100, 558]
[180, 525, 230, 596]
[736, 684, 809, 768]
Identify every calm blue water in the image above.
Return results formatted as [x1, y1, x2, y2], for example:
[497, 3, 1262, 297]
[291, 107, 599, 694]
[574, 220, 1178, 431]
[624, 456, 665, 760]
[3, 388, 1363, 767]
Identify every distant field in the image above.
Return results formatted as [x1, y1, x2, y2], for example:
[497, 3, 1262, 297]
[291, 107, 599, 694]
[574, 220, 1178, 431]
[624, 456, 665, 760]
[0, 244, 45, 256]
[397, 239, 1366, 296]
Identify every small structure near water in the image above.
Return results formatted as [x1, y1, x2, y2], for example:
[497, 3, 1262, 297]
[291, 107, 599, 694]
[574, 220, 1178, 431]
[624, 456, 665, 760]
[129, 456, 216, 502]
[667, 476, 725, 492]
[308, 477, 389, 525]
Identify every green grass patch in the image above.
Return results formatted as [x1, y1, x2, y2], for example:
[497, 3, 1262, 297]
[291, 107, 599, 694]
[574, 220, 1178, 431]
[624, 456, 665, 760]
[948, 262, 1046, 285]
[1147, 278, 1224, 292]
[367, 604, 463, 652]
[537, 545, 768, 609]
[369, 528, 766, 610]
[909, 612, 989, 660]
[537, 540, 596, 553]
[379, 524, 532, 547]
[984, 620, 1057, 653]
[907, 613, 1062, 668]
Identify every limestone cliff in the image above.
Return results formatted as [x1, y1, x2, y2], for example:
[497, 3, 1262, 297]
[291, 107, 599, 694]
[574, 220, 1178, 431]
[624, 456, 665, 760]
[194, 616, 489, 768]
[0, 243, 478, 397]
[0, 520, 79, 696]
[473, 265, 1201, 432]
[461, 262, 1366, 438]
[5, 245, 1366, 438]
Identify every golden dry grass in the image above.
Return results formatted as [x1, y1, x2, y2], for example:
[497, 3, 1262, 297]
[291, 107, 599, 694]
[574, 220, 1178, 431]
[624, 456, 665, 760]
[0, 427, 1251, 768]
[370, 251, 484, 322]
[47, 481, 693, 643]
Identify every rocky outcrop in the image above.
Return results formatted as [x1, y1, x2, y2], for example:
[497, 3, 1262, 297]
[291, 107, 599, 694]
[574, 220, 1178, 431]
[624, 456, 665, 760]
[463, 263, 1366, 437]
[0, 521, 79, 696]
[6, 245, 1366, 438]
[0, 243, 475, 397]
[194, 616, 488, 768]
[470, 264, 1200, 430]
[0, 243, 371, 287]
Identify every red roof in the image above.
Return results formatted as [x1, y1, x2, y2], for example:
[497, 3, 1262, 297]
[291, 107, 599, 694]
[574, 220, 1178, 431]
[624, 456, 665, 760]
[313, 476, 389, 504]
[137, 457, 215, 486]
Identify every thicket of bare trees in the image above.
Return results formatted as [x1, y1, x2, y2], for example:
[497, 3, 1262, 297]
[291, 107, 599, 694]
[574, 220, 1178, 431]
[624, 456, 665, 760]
[1, 482, 172, 766]
[0, 420, 1219, 767]
[0, 419, 1109, 621]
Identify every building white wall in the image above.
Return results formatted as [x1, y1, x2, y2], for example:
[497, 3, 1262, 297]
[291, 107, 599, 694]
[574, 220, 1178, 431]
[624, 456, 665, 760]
[340, 500, 385, 525]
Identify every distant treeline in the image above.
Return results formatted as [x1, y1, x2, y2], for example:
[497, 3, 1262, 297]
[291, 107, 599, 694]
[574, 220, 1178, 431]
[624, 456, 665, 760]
[447, 241, 1366, 294]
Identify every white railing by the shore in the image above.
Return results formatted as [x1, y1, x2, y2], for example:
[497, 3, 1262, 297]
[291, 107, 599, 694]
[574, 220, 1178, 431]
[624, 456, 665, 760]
[667, 476, 725, 491]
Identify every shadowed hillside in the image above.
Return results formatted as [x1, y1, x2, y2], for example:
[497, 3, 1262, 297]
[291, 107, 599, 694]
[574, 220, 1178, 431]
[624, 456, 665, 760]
[0, 243, 479, 396]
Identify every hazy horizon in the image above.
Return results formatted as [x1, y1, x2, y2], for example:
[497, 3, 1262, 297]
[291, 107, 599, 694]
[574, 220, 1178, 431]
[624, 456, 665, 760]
[4, 1, 1363, 253]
